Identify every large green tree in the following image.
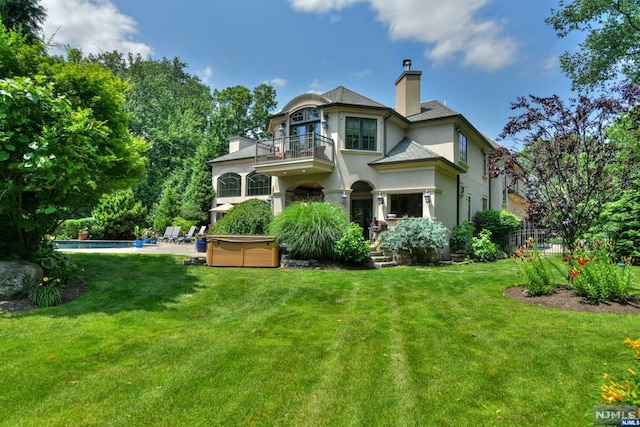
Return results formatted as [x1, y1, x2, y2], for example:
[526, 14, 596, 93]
[547, 0, 640, 90]
[0, 29, 147, 259]
[0, 0, 46, 40]
[89, 52, 214, 208]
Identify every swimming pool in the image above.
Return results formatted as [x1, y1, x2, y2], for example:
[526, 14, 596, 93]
[55, 240, 137, 249]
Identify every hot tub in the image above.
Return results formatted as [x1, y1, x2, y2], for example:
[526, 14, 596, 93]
[206, 235, 279, 267]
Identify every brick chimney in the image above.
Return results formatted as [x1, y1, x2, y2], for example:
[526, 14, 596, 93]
[395, 59, 422, 117]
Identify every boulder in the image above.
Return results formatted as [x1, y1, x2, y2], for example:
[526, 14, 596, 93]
[0, 261, 43, 300]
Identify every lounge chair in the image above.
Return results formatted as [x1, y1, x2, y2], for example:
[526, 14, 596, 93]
[162, 226, 180, 243]
[176, 225, 197, 244]
[159, 226, 174, 243]
[197, 225, 207, 237]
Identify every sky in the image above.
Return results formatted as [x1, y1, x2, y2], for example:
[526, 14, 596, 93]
[40, 0, 583, 144]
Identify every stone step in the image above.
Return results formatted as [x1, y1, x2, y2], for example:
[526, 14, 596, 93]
[374, 261, 398, 268]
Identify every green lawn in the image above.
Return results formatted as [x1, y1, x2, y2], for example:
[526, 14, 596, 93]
[1, 254, 638, 426]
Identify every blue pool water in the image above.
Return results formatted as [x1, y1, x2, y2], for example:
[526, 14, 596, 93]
[55, 240, 136, 249]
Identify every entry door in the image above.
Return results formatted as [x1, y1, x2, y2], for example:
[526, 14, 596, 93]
[351, 199, 374, 240]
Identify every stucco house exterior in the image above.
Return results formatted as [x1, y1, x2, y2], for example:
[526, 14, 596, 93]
[208, 59, 522, 242]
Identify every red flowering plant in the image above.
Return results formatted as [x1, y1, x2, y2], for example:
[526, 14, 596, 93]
[600, 338, 640, 405]
[513, 237, 555, 296]
[563, 241, 632, 304]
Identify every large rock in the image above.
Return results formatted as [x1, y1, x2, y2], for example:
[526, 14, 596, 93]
[0, 261, 43, 300]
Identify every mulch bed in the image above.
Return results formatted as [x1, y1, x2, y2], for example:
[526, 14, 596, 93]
[503, 285, 640, 314]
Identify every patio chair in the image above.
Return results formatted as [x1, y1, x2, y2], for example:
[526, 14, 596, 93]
[176, 225, 197, 244]
[161, 226, 180, 243]
[197, 225, 207, 237]
[159, 226, 174, 243]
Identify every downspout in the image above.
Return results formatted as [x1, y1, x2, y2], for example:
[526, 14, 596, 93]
[456, 175, 461, 226]
[383, 111, 392, 155]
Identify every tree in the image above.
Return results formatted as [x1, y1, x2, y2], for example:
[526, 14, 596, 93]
[0, 0, 46, 40]
[0, 32, 148, 259]
[488, 85, 640, 250]
[89, 52, 215, 208]
[92, 189, 147, 239]
[547, 0, 640, 90]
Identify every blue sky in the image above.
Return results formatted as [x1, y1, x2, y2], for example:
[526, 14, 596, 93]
[41, 0, 582, 144]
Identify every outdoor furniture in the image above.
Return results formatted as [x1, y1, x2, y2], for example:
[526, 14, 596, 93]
[176, 226, 197, 244]
[159, 226, 177, 243]
[162, 226, 180, 243]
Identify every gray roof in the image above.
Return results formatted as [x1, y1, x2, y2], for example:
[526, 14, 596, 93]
[406, 100, 460, 121]
[369, 137, 441, 165]
[321, 86, 387, 108]
[208, 145, 255, 164]
[369, 137, 465, 172]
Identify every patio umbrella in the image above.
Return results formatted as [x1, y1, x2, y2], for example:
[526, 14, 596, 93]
[209, 202, 234, 213]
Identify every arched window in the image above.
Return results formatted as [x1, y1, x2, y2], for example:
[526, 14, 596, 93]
[217, 173, 241, 197]
[290, 107, 321, 150]
[246, 171, 271, 196]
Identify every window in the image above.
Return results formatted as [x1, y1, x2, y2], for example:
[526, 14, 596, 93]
[290, 107, 321, 150]
[482, 197, 488, 211]
[502, 174, 508, 204]
[467, 195, 472, 221]
[483, 152, 488, 176]
[459, 131, 468, 163]
[217, 173, 241, 198]
[389, 193, 422, 217]
[246, 171, 271, 196]
[346, 117, 377, 151]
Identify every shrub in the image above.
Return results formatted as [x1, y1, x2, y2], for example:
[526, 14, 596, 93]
[171, 216, 197, 235]
[91, 189, 147, 239]
[449, 221, 475, 255]
[600, 338, 640, 405]
[268, 202, 348, 260]
[54, 217, 96, 239]
[378, 217, 448, 265]
[565, 241, 632, 304]
[473, 209, 521, 248]
[513, 237, 555, 296]
[29, 238, 77, 307]
[470, 229, 499, 262]
[333, 222, 370, 265]
[211, 199, 273, 235]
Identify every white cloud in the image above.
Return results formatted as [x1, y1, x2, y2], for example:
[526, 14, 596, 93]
[543, 55, 558, 72]
[271, 78, 287, 87]
[41, 0, 152, 57]
[289, 0, 518, 70]
[290, 0, 363, 13]
[199, 66, 213, 83]
[354, 68, 371, 78]
[309, 78, 322, 90]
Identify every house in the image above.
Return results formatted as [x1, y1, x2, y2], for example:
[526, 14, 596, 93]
[208, 59, 520, 245]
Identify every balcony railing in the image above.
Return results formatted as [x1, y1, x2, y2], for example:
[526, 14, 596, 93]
[255, 133, 334, 165]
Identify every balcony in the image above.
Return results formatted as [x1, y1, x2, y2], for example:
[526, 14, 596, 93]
[254, 133, 335, 177]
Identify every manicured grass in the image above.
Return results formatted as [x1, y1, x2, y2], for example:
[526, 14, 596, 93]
[1, 254, 638, 426]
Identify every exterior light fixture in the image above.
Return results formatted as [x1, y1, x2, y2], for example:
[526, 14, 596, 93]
[278, 123, 285, 138]
[341, 191, 348, 204]
[424, 190, 431, 204]
[459, 185, 465, 195]
[266, 195, 273, 207]
[377, 192, 385, 205]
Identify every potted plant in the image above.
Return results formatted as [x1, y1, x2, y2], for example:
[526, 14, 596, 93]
[78, 227, 89, 240]
[133, 225, 144, 248]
